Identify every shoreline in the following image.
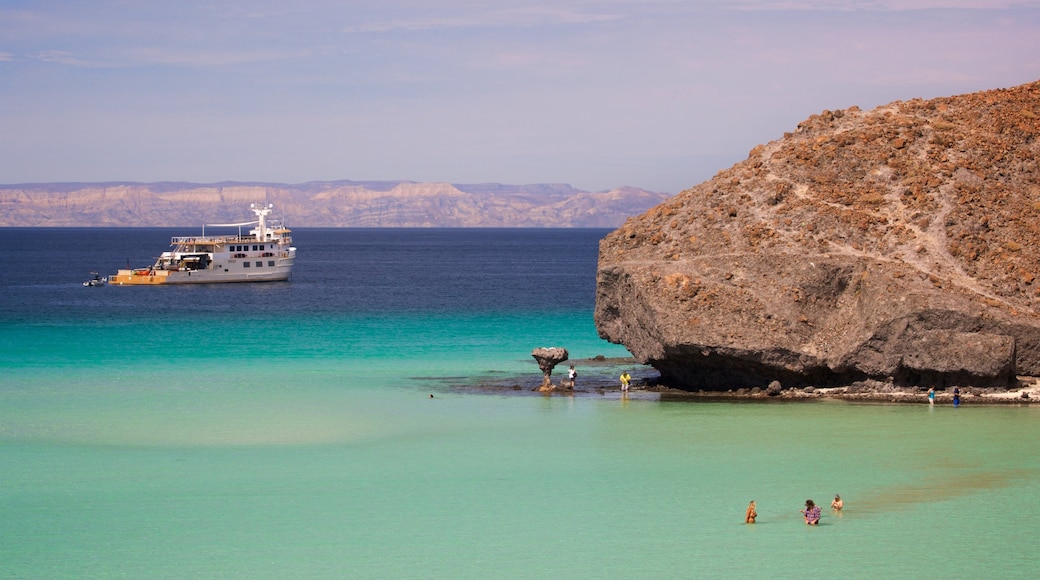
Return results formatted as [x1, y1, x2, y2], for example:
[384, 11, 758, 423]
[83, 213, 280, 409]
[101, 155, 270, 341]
[463, 357, 1040, 405]
[465, 381, 1040, 405]
[645, 379, 1040, 405]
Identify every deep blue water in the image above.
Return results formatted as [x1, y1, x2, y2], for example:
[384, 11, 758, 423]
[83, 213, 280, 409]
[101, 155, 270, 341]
[0, 227, 605, 320]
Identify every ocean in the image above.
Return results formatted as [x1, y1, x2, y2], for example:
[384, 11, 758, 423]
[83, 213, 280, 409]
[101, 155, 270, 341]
[1, 227, 1039, 578]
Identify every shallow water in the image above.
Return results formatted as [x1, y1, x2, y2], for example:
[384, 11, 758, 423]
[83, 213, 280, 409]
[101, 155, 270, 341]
[2, 228, 1038, 578]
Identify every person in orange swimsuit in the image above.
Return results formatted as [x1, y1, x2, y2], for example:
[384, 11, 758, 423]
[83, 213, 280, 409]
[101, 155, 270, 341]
[745, 500, 757, 524]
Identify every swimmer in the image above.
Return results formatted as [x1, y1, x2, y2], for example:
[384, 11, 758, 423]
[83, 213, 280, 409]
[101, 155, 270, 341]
[745, 500, 757, 524]
[831, 494, 843, 510]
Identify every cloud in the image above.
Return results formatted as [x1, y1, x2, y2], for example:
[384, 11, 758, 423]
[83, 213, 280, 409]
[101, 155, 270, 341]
[28, 50, 111, 68]
[344, 5, 625, 33]
[20, 48, 301, 69]
[122, 48, 308, 68]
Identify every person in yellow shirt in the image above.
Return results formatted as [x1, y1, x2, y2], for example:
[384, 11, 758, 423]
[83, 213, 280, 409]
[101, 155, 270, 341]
[620, 371, 631, 392]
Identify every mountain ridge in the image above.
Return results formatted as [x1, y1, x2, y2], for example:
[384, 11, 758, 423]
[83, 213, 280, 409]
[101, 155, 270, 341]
[0, 180, 669, 227]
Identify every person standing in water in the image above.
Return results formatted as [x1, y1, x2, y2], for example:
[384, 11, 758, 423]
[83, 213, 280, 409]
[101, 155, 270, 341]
[953, 387, 961, 407]
[567, 365, 577, 389]
[620, 371, 631, 393]
[831, 495, 843, 510]
[928, 387, 935, 405]
[745, 501, 757, 524]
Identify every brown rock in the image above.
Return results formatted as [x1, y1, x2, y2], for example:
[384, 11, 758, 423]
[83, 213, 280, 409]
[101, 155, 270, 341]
[596, 80, 1040, 390]
[532, 347, 569, 389]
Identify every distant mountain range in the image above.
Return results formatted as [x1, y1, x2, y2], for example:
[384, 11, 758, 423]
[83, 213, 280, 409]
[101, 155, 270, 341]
[0, 180, 671, 227]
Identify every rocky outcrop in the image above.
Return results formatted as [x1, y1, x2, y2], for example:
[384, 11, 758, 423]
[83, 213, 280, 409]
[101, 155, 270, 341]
[532, 347, 569, 390]
[596, 80, 1040, 390]
[0, 180, 668, 228]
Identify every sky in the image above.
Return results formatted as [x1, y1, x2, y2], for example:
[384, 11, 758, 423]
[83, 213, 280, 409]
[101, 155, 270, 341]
[1, 1, 1038, 194]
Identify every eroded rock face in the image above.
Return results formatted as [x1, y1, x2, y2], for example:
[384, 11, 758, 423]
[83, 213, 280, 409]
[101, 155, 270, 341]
[596, 80, 1040, 390]
[532, 347, 569, 389]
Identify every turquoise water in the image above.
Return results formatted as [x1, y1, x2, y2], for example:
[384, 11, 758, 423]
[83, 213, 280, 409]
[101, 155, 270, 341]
[2, 229, 1039, 578]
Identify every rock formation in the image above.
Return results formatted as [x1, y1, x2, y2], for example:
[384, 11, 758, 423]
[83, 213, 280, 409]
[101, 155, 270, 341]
[596, 80, 1040, 390]
[532, 347, 569, 390]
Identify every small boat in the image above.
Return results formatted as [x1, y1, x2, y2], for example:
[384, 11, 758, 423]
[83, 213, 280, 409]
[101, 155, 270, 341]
[83, 272, 107, 286]
[109, 203, 297, 285]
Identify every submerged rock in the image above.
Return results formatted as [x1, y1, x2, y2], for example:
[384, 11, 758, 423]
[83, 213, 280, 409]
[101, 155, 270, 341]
[596, 80, 1040, 390]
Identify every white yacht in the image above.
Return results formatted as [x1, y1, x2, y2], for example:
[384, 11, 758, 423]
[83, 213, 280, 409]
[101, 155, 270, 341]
[109, 203, 296, 285]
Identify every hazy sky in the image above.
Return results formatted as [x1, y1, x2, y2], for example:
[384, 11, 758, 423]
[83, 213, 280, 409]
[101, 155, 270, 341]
[1, 1, 1038, 193]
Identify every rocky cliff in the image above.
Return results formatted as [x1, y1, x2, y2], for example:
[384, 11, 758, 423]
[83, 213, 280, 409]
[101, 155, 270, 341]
[0, 181, 668, 228]
[596, 80, 1040, 390]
